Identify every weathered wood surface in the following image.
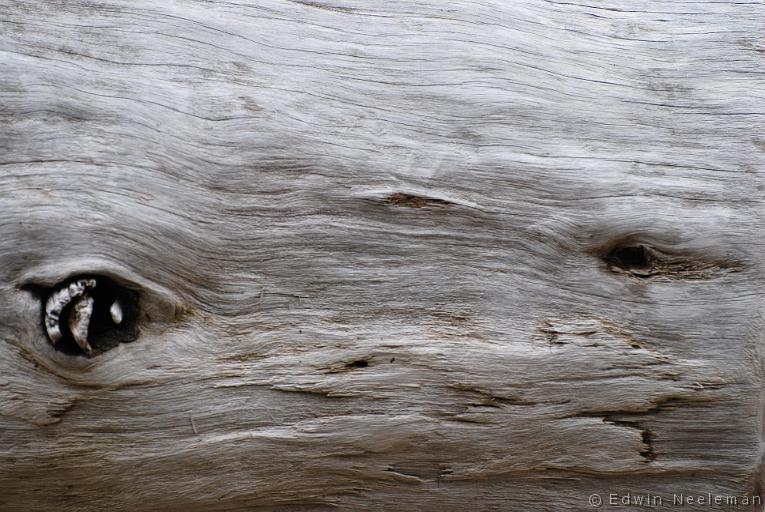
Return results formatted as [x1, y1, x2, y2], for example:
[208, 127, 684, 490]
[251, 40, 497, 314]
[1, 1, 764, 510]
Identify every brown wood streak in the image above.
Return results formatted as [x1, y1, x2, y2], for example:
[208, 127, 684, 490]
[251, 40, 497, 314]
[0, 0, 764, 510]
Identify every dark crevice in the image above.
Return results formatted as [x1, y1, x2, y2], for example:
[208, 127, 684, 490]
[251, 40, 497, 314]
[604, 245, 652, 272]
[606, 418, 656, 462]
[385, 467, 422, 479]
[582, 414, 656, 462]
[29, 275, 140, 357]
[345, 360, 369, 370]
[572, 410, 660, 463]
[323, 358, 372, 373]
[451, 384, 537, 407]
[595, 239, 742, 280]
[383, 193, 455, 208]
[639, 428, 656, 462]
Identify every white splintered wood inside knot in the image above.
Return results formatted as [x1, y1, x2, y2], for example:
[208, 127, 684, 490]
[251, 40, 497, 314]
[42, 276, 139, 357]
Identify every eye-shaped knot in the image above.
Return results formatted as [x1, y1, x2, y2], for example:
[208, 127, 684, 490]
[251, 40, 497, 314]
[43, 276, 139, 357]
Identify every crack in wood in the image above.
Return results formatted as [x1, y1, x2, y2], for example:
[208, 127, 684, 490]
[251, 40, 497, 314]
[382, 193, 456, 209]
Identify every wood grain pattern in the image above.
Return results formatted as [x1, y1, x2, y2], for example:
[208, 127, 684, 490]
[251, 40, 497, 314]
[1, 0, 764, 510]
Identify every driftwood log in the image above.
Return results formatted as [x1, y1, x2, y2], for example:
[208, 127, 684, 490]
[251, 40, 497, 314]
[1, 1, 764, 510]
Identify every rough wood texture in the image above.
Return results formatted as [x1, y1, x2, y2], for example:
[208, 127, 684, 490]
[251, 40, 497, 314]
[1, 1, 764, 510]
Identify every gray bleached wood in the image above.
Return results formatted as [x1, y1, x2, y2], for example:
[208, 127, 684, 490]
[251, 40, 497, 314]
[0, 0, 764, 511]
